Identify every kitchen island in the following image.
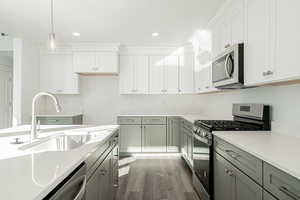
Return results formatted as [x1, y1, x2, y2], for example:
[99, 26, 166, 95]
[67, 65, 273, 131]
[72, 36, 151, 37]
[0, 125, 119, 200]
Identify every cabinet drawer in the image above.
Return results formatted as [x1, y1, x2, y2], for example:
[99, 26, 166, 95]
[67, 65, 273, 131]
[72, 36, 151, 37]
[181, 119, 193, 133]
[37, 117, 73, 125]
[264, 163, 300, 200]
[117, 116, 142, 125]
[142, 116, 166, 124]
[214, 137, 263, 184]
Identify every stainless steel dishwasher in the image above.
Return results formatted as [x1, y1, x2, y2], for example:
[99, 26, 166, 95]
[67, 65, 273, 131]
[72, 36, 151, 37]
[43, 162, 87, 200]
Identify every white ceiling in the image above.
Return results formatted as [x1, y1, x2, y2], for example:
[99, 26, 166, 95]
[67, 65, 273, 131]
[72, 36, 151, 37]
[0, 0, 224, 45]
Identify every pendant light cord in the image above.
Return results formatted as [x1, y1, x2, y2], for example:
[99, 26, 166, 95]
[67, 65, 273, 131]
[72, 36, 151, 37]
[50, 0, 54, 33]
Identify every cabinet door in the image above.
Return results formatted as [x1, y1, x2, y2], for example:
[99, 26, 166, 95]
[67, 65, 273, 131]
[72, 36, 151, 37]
[214, 153, 234, 200]
[119, 125, 142, 153]
[214, 153, 263, 200]
[119, 55, 134, 94]
[211, 21, 222, 58]
[40, 53, 79, 94]
[86, 170, 100, 200]
[263, 192, 277, 200]
[95, 52, 118, 74]
[149, 56, 164, 94]
[275, 0, 300, 80]
[134, 55, 149, 94]
[142, 125, 166, 152]
[98, 154, 113, 200]
[164, 55, 179, 94]
[73, 52, 96, 73]
[229, 0, 245, 45]
[245, 0, 275, 85]
[187, 134, 193, 165]
[179, 55, 194, 93]
[167, 118, 180, 152]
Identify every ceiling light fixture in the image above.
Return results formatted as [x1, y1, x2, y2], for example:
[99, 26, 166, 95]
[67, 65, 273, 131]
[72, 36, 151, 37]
[152, 32, 160, 37]
[48, 0, 56, 50]
[72, 32, 81, 37]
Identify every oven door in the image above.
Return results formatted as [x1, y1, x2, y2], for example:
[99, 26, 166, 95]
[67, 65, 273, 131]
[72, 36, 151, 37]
[193, 133, 212, 200]
[212, 43, 244, 89]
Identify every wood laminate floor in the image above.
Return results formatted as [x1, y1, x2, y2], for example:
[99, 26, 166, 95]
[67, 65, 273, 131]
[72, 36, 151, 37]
[115, 155, 201, 200]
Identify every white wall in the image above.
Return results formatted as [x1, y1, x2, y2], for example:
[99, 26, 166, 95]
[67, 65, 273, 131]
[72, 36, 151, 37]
[13, 38, 40, 125]
[44, 76, 204, 124]
[44, 76, 300, 138]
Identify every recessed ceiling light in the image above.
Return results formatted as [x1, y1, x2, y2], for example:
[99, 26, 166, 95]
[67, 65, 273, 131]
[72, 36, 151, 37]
[72, 32, 80, 37]
[152, 32, 159, 37]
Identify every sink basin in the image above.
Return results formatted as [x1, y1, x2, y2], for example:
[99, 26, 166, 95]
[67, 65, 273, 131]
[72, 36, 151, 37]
[19, 133, 106, 152]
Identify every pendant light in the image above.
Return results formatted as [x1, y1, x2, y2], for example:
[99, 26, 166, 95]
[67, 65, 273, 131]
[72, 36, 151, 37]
[48, 0, 56, 50]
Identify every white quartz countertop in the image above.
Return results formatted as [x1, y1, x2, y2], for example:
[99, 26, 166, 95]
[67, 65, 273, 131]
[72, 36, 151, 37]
[0, 125, 119, 200]
[213, 131, 300, 180]
[37, 113, 83, 117]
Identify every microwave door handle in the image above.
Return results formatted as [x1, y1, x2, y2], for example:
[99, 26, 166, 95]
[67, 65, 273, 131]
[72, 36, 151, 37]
[224, 54, 231, 78]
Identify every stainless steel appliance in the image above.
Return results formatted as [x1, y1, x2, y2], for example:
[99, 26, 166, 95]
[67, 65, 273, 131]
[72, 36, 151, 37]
[44, 162, 87, 200]
[212, 43, 244, 89]
[192, 104, 271, 200]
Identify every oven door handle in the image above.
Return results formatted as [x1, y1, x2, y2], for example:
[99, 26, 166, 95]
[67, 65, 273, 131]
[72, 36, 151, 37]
[194, 133, 211, 146]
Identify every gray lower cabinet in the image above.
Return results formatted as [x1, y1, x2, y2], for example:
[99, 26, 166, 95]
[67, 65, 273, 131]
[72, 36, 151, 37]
[263, 163, 300, 200]
[167, 117, 181, 152]
[214, 152, 263, 200]
[181, 119, 193, 168]
[119, 125, 142, 153]
[86, 151, 113, 200]
[142, 124, 167, 152]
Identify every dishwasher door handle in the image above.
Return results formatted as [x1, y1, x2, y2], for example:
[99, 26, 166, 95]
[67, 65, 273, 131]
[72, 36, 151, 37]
[73, 175, 87, 200]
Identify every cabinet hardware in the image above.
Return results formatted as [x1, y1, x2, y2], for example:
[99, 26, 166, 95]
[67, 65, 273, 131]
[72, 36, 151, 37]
[225, 149, 240, 159]
[99, 169, 107, 175]
[113, 184, 119, 188]
[225, 169, 234, 177]
[225, 44, 231, 49]
[205, 86, 210, 89]
[262, 70, 274, 76]
[279, 186, 300, 200]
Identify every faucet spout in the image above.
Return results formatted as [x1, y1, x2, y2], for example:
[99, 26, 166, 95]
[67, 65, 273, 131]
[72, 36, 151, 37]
[31, 92, 61, 142]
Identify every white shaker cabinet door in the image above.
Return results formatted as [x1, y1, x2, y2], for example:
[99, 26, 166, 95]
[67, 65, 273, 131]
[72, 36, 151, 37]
[275, 0, 300, 80]
[244, 0, 275, 85]
[149, 56, 164, 94]
[40, 53, 79, 94]
[73, 52, 96, 73]
[119, 55, 134, 94]
[164, 55, 179, 94]
[179, 55, 194, 93]
[95, 52, 118, 74]
[229, 0, 245, 45]
[134, 55, 149, 94]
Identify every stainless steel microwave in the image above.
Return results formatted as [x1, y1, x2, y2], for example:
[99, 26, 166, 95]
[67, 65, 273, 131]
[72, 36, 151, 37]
[212, 43, 244, 89]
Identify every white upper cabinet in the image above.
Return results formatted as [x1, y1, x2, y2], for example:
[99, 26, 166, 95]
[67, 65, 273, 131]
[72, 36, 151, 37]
[40, 53, 79, 94]
[149, 55, 179, 94]
[244, 0, 275, 85]
[73, 52, 118, 74]
[275, 0, 300, 81]
[211, 0, 244, 58]
[149, 56, 165, 94]
[179, 54, 195, 94]
[119, 55, 148, 94]
[164, 56, 179, 94]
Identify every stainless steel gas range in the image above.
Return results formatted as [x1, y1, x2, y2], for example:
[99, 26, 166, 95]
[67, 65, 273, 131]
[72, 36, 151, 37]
[192, 104, 271, 200]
